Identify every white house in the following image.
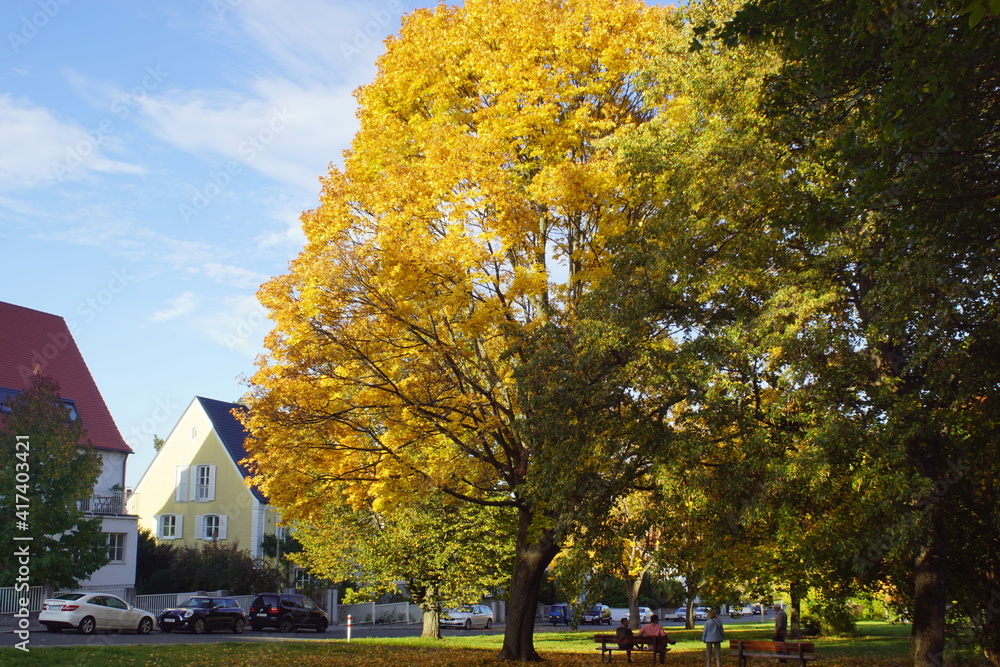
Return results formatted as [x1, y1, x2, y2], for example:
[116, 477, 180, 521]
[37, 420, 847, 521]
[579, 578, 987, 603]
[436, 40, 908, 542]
[0, 300, 138, 593]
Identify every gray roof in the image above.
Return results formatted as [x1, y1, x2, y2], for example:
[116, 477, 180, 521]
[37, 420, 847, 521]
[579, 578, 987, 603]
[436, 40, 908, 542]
[196, 396, 266, 504]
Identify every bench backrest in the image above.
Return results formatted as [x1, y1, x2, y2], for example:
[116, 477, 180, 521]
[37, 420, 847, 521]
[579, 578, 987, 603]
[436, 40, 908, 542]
[730, 640, 815, 653]
[594, 634, 656, 643]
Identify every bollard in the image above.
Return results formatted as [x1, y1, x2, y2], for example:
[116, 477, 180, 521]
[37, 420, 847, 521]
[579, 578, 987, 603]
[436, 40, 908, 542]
[347, 614, 352, 642]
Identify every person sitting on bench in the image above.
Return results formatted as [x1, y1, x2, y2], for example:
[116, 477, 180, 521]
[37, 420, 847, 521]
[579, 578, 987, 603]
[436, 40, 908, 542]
[639, 614, 676, 664]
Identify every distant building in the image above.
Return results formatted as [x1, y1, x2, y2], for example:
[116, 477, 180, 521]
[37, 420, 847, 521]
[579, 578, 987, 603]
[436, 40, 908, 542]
[0, 300, 138, 592]
[131, 396, 280, 559]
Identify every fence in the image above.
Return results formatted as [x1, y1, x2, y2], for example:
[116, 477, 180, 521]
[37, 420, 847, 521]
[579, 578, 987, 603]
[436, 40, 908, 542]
[339, 601, 422, 624]
[0, 586, 44, 614]
[337, 600, 505, 625]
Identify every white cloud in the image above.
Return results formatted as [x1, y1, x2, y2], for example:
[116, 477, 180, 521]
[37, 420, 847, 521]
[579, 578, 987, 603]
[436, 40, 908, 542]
[149, 291, 199, 322]
[201, 262, 268, 290]
[0, 94, 144, 190]
[137, 80, 356, 189]
[198, 293, 270, 357]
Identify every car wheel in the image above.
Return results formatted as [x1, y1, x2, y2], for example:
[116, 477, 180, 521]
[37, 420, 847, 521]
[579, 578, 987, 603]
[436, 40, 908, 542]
[486, 619, 493, 630]
[137, 617, 153, 635]
[234, 618, 246, 634]
[44, 624, 62, 633]
[279, 616, 295, 634]
[192, 618, 206, 634]
[251, 623, 264, 632]
[315, 618, 328, 633]
[78, 616, 96, 635]
[464, 618, 472, 630]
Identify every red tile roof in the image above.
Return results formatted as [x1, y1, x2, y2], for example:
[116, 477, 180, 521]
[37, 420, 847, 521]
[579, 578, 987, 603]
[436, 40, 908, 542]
[0, 301, 132, 454]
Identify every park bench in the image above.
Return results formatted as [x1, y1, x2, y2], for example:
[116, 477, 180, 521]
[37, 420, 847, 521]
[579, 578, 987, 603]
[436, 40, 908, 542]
[594, 634, 671, 663]
[730, 639, 817, 667]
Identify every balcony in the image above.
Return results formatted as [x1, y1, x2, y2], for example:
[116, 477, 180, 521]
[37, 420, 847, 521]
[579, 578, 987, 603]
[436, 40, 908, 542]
[79, 490, 129, 516]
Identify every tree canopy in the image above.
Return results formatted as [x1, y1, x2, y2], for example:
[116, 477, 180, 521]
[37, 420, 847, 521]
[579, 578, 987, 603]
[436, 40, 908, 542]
[241, 0, 680, 659]
[0, 372, 109, 589]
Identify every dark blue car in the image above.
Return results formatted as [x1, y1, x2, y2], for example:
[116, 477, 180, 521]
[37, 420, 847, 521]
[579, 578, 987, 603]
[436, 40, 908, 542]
[548, 603, 570, 626]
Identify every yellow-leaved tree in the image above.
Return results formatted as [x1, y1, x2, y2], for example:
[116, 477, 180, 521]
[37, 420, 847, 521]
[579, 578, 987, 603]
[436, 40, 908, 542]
[241, 0, 681, 659]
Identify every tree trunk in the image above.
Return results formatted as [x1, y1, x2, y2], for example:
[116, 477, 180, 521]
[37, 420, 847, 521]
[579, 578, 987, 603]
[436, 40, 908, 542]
[626, 575, 643, 629]
[684, 570, 698, 630]
[910, 504, 947, 667]
[498, 508, 559, 662]
[789, 581, 803, 639]
[419, 601, 441, 639]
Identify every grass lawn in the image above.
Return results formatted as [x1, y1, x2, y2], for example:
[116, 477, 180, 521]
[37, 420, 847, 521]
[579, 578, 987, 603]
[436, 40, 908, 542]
[0, 621, 981, 666]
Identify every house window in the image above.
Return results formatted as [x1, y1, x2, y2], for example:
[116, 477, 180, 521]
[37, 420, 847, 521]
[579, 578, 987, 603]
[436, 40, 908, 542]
[105, 533, 125, 562]
[195, 464, 215, 501]
[157, 514, 182, 539]
[205, 514, 220, 539]
[196, 514, 227, 540]
[294, 567, 316, 589]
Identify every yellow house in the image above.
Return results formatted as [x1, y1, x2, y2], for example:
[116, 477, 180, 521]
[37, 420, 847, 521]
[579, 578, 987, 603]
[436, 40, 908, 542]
[132, 396, 279, 558]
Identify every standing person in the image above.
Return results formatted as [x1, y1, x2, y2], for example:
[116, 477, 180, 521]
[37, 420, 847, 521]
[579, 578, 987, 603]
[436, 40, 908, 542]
[639, 613, 676, 664]
[702, 609, 725, 667]
[773, 604, 788, 642]
[616, 617, 635, 663]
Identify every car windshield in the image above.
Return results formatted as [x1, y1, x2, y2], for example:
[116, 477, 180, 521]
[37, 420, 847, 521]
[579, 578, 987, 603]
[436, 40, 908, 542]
[451, 605, 475, 613]
[55, 593, 85, 601]
[179, 597, 212, 608]
[590, 606, 603, 612]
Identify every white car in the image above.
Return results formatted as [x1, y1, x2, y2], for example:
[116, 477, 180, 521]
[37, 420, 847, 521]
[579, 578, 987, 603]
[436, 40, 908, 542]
[440, 604, 494, 630]
[627, 607, 654, 624]
[39, 592, 156, 634]
[694, 607, 710, 621]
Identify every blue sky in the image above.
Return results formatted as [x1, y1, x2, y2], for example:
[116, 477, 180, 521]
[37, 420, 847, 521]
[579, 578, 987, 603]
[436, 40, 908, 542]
[1, 0, 426, 486]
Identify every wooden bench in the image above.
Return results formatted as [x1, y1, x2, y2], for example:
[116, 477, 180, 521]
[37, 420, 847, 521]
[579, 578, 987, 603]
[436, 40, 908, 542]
[730, 640, 817, 667]
[594, 634, 671, 663]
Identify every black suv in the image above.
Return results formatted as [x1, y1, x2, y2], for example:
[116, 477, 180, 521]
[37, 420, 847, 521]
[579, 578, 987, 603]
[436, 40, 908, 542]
[157, 596, 246, 634]
[248, 593, 329, 633]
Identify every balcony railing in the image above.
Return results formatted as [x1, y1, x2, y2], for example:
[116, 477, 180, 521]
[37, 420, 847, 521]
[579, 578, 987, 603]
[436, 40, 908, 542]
[79, 491, 128, 516]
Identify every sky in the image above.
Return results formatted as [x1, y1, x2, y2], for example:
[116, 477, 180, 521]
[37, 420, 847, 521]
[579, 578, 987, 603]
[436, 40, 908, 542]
[0, 0, 429, 487]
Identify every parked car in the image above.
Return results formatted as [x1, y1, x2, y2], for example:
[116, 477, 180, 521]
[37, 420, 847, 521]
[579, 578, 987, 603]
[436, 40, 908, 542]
[39, 592, 155, 635]
[157, 595, 246, 634]
[248, 592, 329, 633]
[669, 606, 687, 622]
[582, 604, 612, 624]
[548, 603, 571, 626]
[441, 604, 494, 630]
[693, 607, 710, 621]
[627, 607, 654, 624]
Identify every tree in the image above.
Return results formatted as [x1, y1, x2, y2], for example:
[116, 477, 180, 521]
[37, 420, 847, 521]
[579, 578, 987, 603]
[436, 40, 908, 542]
[135, 526, 174, 594]
[707, 1, 1000, 663]
[261, 530, 303, 587]
[152, 434, 165, 452]
[290, 489, 513, 638]
[166, 541, 282, 595]
[0, 372, 109, 589]
[240, 0, 679, 659]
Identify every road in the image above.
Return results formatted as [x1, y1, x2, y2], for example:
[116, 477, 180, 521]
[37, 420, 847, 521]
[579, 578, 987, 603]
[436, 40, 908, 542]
[2, 610, 776, 649]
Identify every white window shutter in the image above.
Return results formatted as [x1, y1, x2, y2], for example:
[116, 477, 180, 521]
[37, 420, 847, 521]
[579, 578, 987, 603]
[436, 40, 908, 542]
[189, 465, 198, 501]
[154, 515, 162, 537]
[174, 466, 190, 502]
[195, 515, 204, 540]
[175, 515, 183, 538]
[207, 464, 216, 501]
[218, 515, 227, 540]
